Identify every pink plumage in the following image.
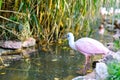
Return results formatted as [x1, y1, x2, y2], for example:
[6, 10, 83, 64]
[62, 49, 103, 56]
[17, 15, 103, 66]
[75, 37, 109, 56]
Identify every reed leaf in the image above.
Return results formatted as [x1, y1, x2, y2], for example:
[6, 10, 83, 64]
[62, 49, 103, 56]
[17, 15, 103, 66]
[0, 0, 2, 10]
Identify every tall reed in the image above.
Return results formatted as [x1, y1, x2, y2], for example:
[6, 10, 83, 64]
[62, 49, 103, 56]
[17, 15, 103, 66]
[0, 0, 118, 44]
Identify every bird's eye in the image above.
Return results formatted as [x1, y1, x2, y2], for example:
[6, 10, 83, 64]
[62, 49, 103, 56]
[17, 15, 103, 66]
[67, 34, 69, 38]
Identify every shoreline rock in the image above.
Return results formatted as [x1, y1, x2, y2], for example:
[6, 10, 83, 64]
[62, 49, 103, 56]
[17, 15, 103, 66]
[0, 37, 37, 68]
[0, 37, 36, 49]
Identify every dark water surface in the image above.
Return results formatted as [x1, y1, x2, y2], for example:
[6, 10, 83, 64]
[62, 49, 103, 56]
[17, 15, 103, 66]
[0, 45, 85, 80]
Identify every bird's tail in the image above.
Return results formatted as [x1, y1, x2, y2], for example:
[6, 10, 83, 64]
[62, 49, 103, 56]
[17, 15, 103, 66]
[99, 50, 120, 63]
[106, 50, 120, 61]
[107, 50, 115, 55]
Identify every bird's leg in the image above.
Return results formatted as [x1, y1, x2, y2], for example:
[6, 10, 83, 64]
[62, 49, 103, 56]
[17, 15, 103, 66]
[76, 55, 91, 74]
[83, 55, 91, 74]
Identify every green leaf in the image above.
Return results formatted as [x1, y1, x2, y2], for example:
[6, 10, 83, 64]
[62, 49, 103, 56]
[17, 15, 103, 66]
[18, 2, 24, 12]
[33, 13, 41, 32]
[0, 0, 2, 10]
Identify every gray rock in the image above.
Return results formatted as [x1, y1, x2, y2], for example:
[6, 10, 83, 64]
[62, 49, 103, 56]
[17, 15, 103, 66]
[0, 37, 36, 49]
[0, 41, 22, 49]
[95, 62, 109, 80]
[22, 37, 36, 48]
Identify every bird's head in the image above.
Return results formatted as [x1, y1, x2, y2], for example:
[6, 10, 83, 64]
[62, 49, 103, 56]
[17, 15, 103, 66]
[99, 24, 104, 30]
[66, 32, 74, 41]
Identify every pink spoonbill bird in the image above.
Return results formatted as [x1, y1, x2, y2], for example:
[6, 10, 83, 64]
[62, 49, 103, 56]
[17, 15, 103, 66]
[66, 32, 110, 74]
[99, 24, 105, 35]
[98, 24, 105, 41]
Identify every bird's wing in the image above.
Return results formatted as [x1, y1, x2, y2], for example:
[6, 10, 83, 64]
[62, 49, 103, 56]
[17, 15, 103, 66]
[75, 38, 109, 56]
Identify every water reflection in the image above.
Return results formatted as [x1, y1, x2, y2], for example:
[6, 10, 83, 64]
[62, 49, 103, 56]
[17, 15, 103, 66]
[0, 45, 85, 80]
[0, 60, 31, 80]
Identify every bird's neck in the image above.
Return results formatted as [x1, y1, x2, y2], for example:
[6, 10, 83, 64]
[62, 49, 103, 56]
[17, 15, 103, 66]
[69, 38, 77, 50]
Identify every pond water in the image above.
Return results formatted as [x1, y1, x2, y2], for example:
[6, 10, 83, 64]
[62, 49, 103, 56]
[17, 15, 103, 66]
[0, 30, 114, 80]
[0, 45, 85, 80]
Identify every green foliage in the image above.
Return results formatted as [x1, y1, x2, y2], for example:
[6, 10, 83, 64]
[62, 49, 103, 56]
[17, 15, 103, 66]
[114, 40, 120, 51]
[107, 61, 120, 80]
[0, 0, 2, 10]
[9, 15, 18, 21]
